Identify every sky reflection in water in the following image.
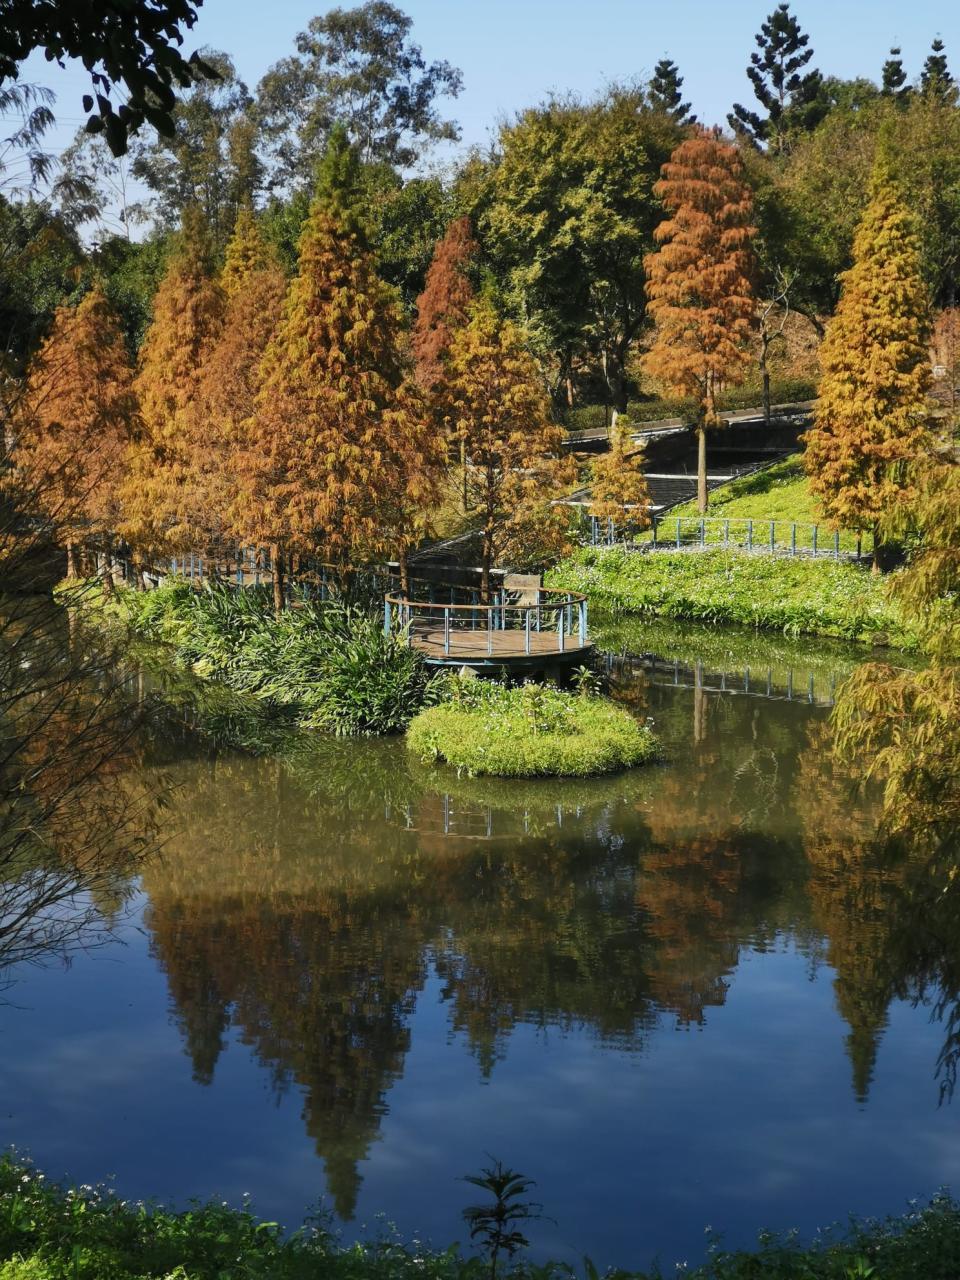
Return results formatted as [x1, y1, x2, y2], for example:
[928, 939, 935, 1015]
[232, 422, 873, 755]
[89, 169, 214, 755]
[1, 629, 957, 1271]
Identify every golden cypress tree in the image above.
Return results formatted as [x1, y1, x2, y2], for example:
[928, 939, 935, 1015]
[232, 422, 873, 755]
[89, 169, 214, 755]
[15, 286, 138, 581]
[803, 158, 933, 569]
[220, 203, 271, 300]
[443, 301, 575, 599]
[190, 210, 286, 549]
[121, 206, 225, 559]
[589, 425, 651, 535]
[643, 129, 756, 514]
[237, 128, 436, 610]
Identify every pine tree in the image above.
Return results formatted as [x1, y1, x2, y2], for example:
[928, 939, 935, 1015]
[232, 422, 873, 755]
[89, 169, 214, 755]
[442, 301, 575, 599]
[14, 286, 137, 581]
[121, 206, 225, 559]
[642, 130, 756, 514]
[803, 158, 933, 570]
[881, 47, 911, 103]
[237, 126, 436, 610]
[589, 426, 651, 535]
[647, 58, 695, 124]
[728, 3, 825, 151]
[412, 216, 477, 391]
[922, 38, 958, 105]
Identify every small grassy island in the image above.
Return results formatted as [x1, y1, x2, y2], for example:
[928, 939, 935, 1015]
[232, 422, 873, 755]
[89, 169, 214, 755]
[407, 679, 659, 778]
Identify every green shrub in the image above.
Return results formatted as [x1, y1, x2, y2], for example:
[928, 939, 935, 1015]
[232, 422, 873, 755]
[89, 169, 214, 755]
[84, 580, 433, 736]
[547, 548, 912, 646]
[407, 679, 660, 777]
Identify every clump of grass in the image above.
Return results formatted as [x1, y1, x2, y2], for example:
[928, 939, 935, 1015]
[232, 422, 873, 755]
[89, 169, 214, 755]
[548, 547, 912, 646]
[407, 678, 659, 778]
[76, 579, 434, 736]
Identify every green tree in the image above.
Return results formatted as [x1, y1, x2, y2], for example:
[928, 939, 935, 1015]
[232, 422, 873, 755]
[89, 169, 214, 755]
[881, 47, 911, 103]
[485, 85, 681, 411]
[803, 159, 933, 569]
[255, 1, 462, 193]
[129, 49, 259, 248]
[922, 38, 957, 105]
[0, 0, 215, 155]
[728, 2, 826, 152]
[647, 58, 695, 124]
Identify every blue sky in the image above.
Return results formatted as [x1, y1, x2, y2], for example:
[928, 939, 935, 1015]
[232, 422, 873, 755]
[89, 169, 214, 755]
[14, 0, 960, 172]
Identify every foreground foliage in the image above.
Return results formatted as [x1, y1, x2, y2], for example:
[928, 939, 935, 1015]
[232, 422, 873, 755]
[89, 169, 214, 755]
[548, 548, 907, 645]
[407, 679, 659, 778]
[84, 580, 433, 737]
[3, 1155, 960, 1279]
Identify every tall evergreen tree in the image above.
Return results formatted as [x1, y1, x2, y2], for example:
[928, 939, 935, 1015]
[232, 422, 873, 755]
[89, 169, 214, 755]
[120, 206, 225, 558]
[647, 58, 695, 124]
[803, 158, 933, 570]
[14, 286, 138, 580]
[881, 47, 911, 103]
[442, 301, 574, 599]
[922, 38, 958, 105]
[193, 208, 286, 543]
[728, 3, 826, 152]
[237, 127, 440, 608]
[412, 215, 477, 391]
[643, 130, 756, 514]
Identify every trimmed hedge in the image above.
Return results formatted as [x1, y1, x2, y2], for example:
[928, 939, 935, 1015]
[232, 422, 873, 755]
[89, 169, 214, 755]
[406, 680, 659, 777]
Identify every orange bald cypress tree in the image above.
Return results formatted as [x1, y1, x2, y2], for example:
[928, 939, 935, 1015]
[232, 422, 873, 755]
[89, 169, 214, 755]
[443, 301, 575, 600]
[412, 216, 477, 391]
[15, 286, 138, 581]
[643, 129, 756, 513]
[803, 159, 933, 570]
[121, 207, 225, 559]
[191, 209, 286, 547]
[237, 127, 441, 609]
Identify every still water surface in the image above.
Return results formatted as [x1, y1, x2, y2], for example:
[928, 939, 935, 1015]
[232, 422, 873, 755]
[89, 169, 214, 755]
[1, 626, 957, 1270]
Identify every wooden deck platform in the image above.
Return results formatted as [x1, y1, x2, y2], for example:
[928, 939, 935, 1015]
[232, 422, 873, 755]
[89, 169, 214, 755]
[408, 622, 592, 669]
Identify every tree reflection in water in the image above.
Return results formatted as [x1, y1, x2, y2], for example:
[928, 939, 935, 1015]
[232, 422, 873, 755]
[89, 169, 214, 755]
[140, 656, 959, 1222]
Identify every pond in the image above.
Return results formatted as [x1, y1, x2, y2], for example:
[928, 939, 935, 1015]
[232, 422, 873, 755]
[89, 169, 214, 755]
[1, 623, 957, 1272]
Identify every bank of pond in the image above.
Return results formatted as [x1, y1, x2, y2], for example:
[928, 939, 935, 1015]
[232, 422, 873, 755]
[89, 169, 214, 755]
[2, 1154, 959, 1280]
[72, 579, 659, 778]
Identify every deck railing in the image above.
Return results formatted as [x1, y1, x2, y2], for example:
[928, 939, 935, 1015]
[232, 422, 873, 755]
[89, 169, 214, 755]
[384, 588, 589, 657]
[586, 513, 868, 560]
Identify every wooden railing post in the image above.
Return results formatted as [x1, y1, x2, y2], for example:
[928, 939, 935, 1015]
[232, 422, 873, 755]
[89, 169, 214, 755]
[384, 597, 392, 637]
[525, 607, 531, 654]
[444, 606, 450, 655]
[579, 599, 587, 647]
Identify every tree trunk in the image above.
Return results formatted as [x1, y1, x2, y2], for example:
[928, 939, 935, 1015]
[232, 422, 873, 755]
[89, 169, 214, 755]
[461, 437, 468, 514]
[399, 547, 410, 596]
[872, 521, 884, 575]
[481, 528, 493, 604]
[100, 536, 114, 596]
[697, 426, 708, 515]
[66, 541, 77, 579]
[759, 337, 771, 428]
[271, 543, 285, 615]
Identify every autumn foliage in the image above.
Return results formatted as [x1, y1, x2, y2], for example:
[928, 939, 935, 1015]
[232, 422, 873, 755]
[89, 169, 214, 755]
[803, 159, 933, 564]
[14, 286, 138, 578]
[235, 129, 443, 606]
[442, 301, 575, 597]
[589, 425, 651, 533]
[412, 215, 477, 391]
[121, 207, 225, 556]
[643, 129, 756, 513]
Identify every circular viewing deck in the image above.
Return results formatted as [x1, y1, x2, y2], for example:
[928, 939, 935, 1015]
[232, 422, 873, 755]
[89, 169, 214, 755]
[384, 587, 592, 672]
